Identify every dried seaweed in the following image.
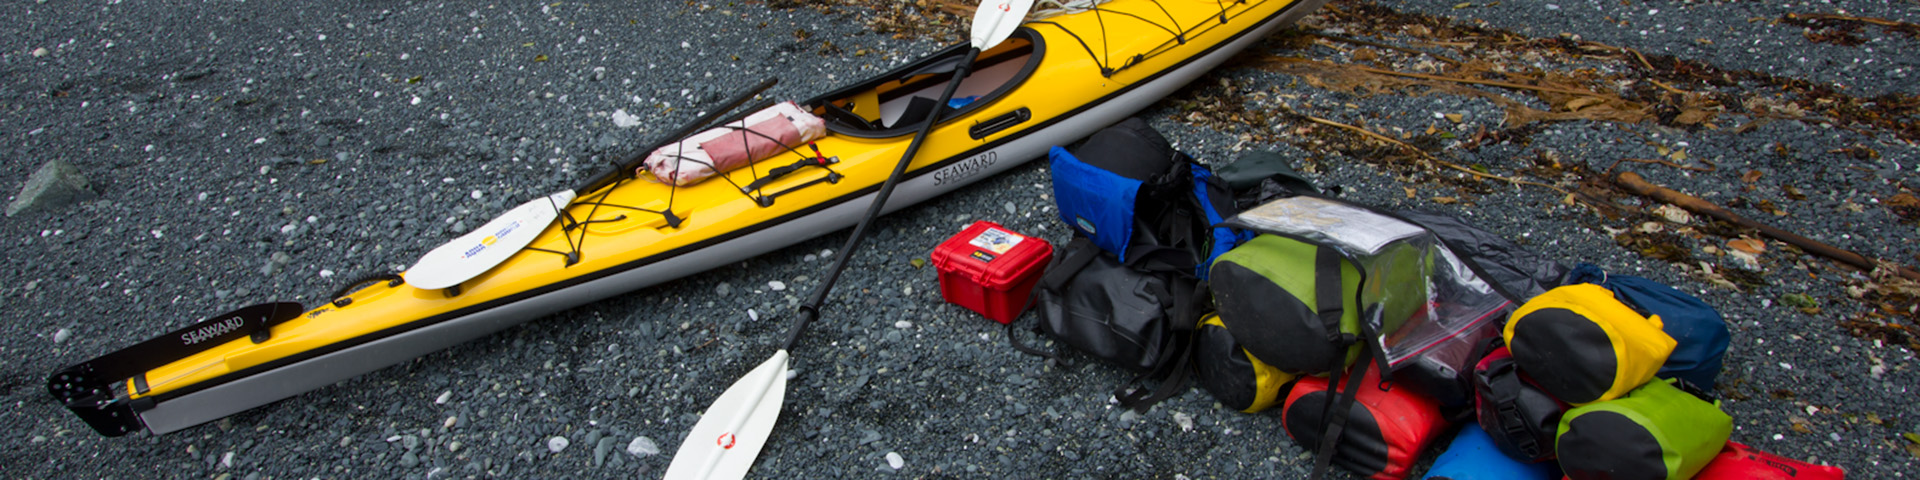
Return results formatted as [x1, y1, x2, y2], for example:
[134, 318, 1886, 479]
[1615, 230, 1696, 263]
[1302, 1, 1919, 142]
[1839, 318, 1920, 353]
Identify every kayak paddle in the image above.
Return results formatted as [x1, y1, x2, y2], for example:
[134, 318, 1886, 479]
[404, 78, 779, 290]
[661, 1, 1035, 478]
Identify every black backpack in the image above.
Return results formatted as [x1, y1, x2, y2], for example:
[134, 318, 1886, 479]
[1020, 118, 1247, 412]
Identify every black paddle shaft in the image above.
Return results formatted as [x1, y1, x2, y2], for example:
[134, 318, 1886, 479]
[573, 78, 778, 196]
[782, 47, 981, 351]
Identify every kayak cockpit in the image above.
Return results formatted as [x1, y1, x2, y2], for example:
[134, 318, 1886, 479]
[805, 28, 1043, 139]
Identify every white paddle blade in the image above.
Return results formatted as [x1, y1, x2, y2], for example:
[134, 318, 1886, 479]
[663, 350, 790, 480]
[971, 0, 1035, 49]
[403, 190, 577, 290]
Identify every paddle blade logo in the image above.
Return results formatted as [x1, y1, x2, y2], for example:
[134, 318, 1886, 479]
[461, 220, 522, 259]
[716, 432, 736, 449]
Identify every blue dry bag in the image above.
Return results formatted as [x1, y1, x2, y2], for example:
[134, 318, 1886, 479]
[1565, 263, 1731, 389]
[1424, 423, 1554, 480]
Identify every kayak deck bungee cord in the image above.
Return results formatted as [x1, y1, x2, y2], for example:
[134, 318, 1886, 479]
[48, 0, 1328, 437]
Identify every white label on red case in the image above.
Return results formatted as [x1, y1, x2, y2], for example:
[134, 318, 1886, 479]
[968, 227, 1023, 255]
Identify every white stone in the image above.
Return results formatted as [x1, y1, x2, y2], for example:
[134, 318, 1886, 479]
[627, 436, 660, 456]
[611, 109, 643, 128]
[548, 436, 570, 453]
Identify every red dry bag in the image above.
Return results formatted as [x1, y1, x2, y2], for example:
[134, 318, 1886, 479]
[1282, 364, 1449, 480]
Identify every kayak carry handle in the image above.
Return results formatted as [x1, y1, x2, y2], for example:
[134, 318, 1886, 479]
[328, 273, 405, 308]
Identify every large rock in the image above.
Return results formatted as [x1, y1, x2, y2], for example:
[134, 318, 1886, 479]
[6, 159, 96, 217]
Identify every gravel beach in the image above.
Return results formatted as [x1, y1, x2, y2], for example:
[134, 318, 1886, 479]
[5, 0, 1916, 478]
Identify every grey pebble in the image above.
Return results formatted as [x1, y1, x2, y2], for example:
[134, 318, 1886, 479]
[594, 436, 617, 466]
[4, 160, 96, 217]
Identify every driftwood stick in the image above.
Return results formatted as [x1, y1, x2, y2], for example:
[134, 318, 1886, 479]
[1613, 171, 1920, 281]
[1786, 13, 1920, 30]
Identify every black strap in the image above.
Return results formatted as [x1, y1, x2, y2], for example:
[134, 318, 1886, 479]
[1307, 248, 1363, 479]
[1485, 357, 1545, 459]
[1361, 306, 1395, 391]
[1311, 354, 1373, 478]
[1005, 321, 1064, 365]
[1311, 321, 1393, 479]
[742, 156, 839, 193]
[1313, 247, 1349, 362]
[1040, 237, 1103, 292]
[1114, 339, 1194, 412]
[1120, 243, 1197, 275]
[1113, 279, 1208, 412]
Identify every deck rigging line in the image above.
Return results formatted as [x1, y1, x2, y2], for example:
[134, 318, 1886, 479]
[1031, 0, 1250, 78]
[516, 0, 1268, 269]
[534, 107, 840, 269]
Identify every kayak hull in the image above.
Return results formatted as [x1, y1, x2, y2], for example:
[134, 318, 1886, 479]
[57, 0, 1330, 436]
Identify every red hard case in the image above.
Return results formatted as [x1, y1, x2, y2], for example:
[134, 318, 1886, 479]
[930, 221, 1053, 323]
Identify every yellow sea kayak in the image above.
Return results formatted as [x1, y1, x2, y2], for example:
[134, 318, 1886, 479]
[49, 0, 1327, 437]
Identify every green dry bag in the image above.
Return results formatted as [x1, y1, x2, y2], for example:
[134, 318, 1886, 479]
[1209, 234, 1364, 375]
[1555, 378, 1732, 480]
